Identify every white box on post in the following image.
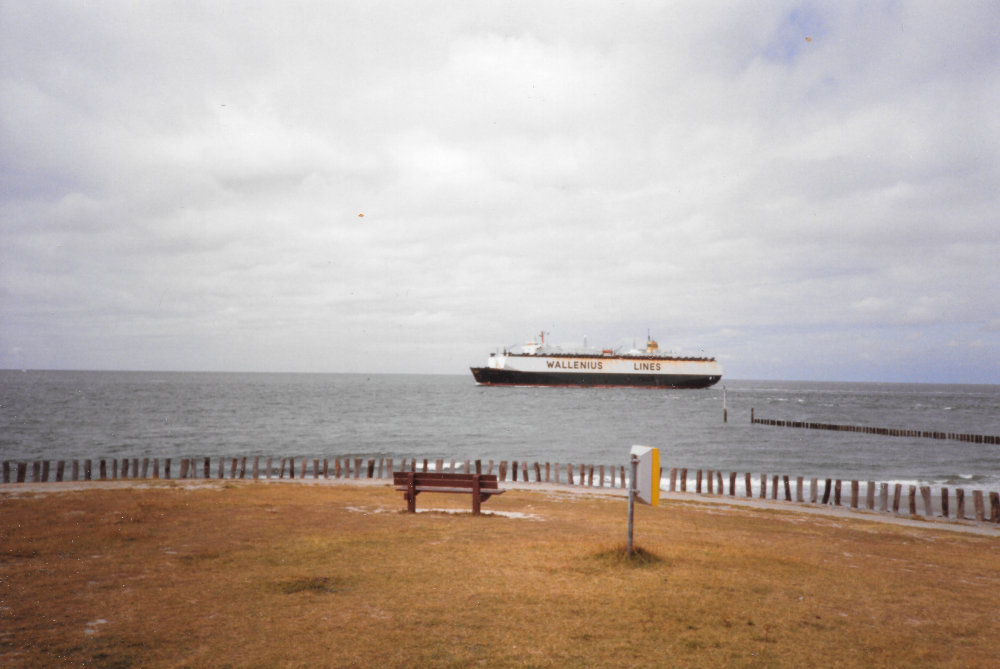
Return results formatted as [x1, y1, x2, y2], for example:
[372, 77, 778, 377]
[630, 445, 660, 506]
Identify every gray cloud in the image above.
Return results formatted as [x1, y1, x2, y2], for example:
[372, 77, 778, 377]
[2, 1, 999, 381]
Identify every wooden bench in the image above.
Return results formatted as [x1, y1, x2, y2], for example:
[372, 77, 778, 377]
[393, 472, 504, 515]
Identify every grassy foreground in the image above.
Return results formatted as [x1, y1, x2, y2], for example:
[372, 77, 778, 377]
[2, 481, 999, 668]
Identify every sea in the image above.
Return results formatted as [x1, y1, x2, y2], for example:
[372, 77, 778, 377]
[2, 371, 999, 491]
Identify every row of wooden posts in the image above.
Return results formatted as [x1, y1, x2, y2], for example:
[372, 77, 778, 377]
[751, 409, 1000, 444]
[665, 466, 1000, 524]
[5, 456, 998, 525]
[2, 456, 629, 489]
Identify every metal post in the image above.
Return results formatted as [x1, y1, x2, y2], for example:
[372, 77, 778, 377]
[627, 454, 638, 557]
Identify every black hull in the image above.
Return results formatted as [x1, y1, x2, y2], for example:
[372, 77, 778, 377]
[470, 367, 721, 389]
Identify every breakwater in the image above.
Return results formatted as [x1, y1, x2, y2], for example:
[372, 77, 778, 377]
[5, 455, 999, 526]
[751, 408, 1000, 444]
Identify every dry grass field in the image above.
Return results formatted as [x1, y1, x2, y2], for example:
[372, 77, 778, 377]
[2, 480, 999, 668]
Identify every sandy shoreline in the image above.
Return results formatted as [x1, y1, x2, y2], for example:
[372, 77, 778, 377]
[4, 476, 998, 537]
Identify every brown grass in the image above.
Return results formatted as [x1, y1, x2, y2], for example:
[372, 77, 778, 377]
[1, 481, 999, 668]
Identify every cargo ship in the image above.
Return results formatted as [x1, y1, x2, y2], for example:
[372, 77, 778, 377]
[471, 332, 722, 389]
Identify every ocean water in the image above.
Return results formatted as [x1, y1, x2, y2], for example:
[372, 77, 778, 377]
[2, 371, 999, 489]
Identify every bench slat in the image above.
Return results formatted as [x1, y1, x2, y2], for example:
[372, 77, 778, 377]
[397, 482, 502, 491]
[393, 473, 498, 482]
[394, 486, 505, 495]
[393, 474, 500, 490]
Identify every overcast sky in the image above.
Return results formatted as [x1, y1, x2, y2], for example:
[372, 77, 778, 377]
[2, 1, 999, 382]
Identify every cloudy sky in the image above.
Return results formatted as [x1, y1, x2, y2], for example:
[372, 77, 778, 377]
[2, 1, 999, 382]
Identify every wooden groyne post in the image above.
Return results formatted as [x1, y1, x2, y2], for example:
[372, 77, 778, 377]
[751, 409, 1000, 445]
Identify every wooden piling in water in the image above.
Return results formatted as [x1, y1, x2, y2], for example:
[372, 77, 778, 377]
[822, 479, 832, 505]
[696, 469, 703, 494]
[941, 487, 949, 518]
[783, 475, 791, 501]
[850, 480, 859, 509]
[908, 485, 917, 515]
[680, 468, 687, 492]
[990, 492, 1000, 523]
[920, 486, 932, 516]
[760, 474, 767, 499]
[892, 484, 902, 513]
[973, 490, 985, 521]
[771, 475, 779, 500]
[744, 472, 752, 497]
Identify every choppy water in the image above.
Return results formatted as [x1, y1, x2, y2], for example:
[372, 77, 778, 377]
[2, 371, 999, 489]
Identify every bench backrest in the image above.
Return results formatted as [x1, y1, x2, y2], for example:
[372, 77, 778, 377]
[393, 472, 501, 490]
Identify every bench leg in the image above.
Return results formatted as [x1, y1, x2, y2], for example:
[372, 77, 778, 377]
[407, 473, 417, 513]
[472, 474, 481, 515]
